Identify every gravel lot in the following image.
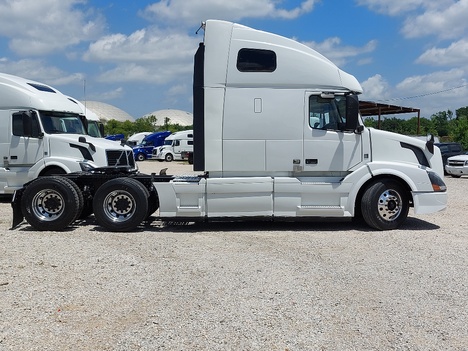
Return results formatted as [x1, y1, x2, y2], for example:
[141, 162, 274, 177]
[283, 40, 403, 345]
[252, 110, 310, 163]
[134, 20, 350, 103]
[1, 161, 467, 350]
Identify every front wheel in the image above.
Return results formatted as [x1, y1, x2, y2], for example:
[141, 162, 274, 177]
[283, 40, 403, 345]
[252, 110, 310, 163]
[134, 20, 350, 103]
[93, 178, 149, 231]
[136, 153, 146, 162]
[21, 176, 84, 231]
[165, 153, 173, 162]
[361, 179, 409, 230]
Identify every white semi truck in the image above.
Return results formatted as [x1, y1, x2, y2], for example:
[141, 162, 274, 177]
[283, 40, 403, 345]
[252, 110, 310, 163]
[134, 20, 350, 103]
[12, 20, 447, 231]
[152, 130, 193, 162]
[0, 72, 135, 195]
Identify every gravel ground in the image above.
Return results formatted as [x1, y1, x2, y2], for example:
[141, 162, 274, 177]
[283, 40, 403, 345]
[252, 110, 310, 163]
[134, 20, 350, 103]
[1, 161, 468, 350]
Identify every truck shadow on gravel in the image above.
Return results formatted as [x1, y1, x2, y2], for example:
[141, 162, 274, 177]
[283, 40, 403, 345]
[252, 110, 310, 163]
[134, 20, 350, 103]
[11, 215, 439, 233]
[80, 216, 439, 233]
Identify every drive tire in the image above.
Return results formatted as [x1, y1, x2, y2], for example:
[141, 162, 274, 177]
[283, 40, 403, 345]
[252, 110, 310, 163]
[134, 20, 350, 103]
[93, 178, 149, 232]
[21, 176, 84, 231]
[361, 179, 409, 230]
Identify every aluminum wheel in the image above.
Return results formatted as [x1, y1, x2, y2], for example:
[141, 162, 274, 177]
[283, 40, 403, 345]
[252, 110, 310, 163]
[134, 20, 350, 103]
[377, 189, 403, 222]
[101, 189, 136, 222]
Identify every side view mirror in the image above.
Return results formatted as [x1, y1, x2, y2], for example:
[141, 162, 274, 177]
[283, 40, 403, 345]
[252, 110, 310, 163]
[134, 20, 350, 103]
[345, 95, 360, 132]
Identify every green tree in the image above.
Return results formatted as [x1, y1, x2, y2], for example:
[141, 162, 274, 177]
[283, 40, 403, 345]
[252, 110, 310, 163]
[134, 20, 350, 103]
[449, 117, 468, 149]
[133, 115, 157, 133]
[431, 110, 452, 137]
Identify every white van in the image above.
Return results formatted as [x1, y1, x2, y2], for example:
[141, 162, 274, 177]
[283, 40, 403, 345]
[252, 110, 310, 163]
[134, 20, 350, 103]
[152, 130, 193, 162]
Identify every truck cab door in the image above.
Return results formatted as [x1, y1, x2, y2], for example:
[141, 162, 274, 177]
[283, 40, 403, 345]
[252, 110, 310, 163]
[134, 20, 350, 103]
[303, 93, 362, 173]
[8, 111, 45, 167]
[172, 140, 181, 154]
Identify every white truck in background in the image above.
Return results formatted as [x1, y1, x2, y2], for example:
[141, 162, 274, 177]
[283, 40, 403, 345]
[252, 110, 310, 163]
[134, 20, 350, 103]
[152, 130, 193, 162]
[127, 132, 153, 147]
[0, 72, 135, 195]
[68, 97, 105, 138]
[12, 20, 447, 232]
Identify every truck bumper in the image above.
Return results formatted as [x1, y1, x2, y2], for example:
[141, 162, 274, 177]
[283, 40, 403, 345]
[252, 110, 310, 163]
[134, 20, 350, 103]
[445, 166, 468, 176]
[412, 191, 447, 215]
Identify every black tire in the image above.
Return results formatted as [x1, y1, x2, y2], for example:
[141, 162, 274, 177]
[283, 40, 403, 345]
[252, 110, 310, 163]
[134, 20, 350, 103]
[361, 179, 409, 230]
[451, 174, 462, 178]
[188, 153, 193, 165]
[165, 153, 173, 162]
[136, 153, 146, 162]
[93, 178, 149, 231]
[21, 176, 84, 231]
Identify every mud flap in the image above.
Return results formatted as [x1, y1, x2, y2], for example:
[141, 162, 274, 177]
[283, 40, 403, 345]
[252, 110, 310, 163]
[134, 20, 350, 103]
[10, 189, 24, 229]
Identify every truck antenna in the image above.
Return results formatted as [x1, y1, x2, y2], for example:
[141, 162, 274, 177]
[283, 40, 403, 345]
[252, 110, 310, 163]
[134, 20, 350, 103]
[195, 21, 206, 35]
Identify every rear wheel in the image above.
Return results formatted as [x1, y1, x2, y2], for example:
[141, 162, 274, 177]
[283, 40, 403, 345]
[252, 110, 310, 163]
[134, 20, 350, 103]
[361, 179, 409, 230]
[21, 176, 83, 231]
[93, 178, 149, 231]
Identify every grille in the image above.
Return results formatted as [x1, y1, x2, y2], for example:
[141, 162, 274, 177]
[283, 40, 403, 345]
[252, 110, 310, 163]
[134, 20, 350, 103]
[448, 160, 466, 167]
[106, 150, 135, 167]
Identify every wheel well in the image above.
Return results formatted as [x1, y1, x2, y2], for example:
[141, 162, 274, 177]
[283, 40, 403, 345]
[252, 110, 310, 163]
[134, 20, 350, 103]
[40, 166, 67, 176]
[354, 175, 413, 217]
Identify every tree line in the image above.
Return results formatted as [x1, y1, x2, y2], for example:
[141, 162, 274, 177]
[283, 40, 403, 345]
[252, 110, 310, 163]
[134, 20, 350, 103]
[364, 106, 468, 149]
[103, 115, 192, 138]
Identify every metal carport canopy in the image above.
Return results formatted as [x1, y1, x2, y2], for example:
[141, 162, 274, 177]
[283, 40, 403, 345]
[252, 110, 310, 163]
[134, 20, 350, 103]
[359, 100, 421, 133]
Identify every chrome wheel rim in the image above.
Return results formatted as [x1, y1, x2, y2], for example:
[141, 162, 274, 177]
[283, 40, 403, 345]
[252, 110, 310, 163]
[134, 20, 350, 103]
[377, 189, 402, 222]
[31, 189, 65, 221]
[102, 190, 136, 222]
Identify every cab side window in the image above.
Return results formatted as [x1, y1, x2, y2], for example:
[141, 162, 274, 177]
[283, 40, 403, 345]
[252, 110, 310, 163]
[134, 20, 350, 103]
[309, 95, 346, 130]
[12, 112, 40, 137]
[237, 48, 277, 72]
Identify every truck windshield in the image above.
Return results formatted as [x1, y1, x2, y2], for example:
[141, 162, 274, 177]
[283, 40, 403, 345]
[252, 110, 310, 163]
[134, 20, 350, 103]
[87, 120, 103, 138]
[163, 140, 172, 146]
[309, 95, 346, 130]
[40, 111, 87, 135]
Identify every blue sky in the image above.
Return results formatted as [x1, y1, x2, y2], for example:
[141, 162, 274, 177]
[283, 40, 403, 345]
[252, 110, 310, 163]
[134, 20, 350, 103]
[1, 0, 467, 120]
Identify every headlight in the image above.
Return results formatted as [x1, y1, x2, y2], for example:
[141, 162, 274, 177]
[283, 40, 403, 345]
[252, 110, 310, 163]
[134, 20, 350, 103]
[79, 162, 95, 172]
[427, 170, 447, 192]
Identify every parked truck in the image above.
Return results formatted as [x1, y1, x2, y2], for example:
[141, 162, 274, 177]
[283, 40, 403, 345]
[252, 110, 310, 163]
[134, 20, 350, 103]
[132, 131, 171, 161]
[152, 130, 193, 162]
[127, 132, 153, 147]
[0, 72, 135, 195]
[11, 20, 447, 232]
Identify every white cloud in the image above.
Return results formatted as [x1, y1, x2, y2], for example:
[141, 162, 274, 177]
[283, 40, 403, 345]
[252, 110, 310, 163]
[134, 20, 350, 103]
[0, 0, 105, 55]
[0, 58, 84, 86]
[84, 27, 197, 63]
[360, 74, 392, 101]
[416, 39, 468, 67]
[401, 0, 468, 39]
[357, 0, 468, 39]
[84, 26, 197, 84]
[355, 0, 428, 16]
[140, 0, 318, 25]
[356, 0, 453, 16]
[302, 37, 377, 67]
[90, 87, 125, 101]
[396, 69, 467, 95]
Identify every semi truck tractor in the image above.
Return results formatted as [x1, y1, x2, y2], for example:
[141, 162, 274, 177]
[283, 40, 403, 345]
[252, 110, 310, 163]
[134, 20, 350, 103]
[132, 131, 172, 161]
[0, 72, 135, 195]
[152, 130, 193, 162]
[12, 20, 447, 232]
